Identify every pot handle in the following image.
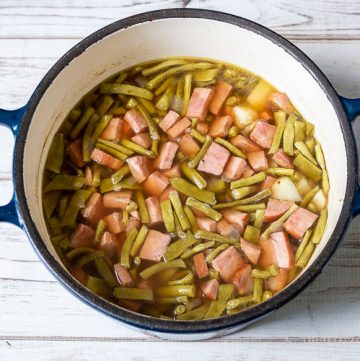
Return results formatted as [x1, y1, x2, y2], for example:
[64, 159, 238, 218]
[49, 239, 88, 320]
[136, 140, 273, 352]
[0, 106, 27, 227]
[340, 96, 360, 216]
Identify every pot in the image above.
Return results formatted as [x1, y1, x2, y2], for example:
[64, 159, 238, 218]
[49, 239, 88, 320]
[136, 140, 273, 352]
[0, 9, 359, 341]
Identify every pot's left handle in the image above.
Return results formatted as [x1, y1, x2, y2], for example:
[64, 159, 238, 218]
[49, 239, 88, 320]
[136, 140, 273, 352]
[0, 106, 27, 228]
[340, 96, 360, 216]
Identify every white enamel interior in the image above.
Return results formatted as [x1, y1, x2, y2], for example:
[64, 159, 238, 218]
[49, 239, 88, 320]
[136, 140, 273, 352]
[23, 18, 347, 292]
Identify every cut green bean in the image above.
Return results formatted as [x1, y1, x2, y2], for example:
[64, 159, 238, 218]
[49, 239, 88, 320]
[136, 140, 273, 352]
[70, 106, 95, 139]
[230, 172, 265, 189]
[157, 296, 189, 304]
[226, 295, 254, 310]
[169, 191, 191, 231]
[43, 191, 61, 218]
[66, 247, 94, 261]
[293, 154, 322, 182]
[140, 259, 187, 280]
[283, 113, 296, 155]
[181, 162, 207, 189]
[168, 271, 194, 286]
[262, 291, 273, 302]
[151, 139, 159, 156]
[231, 185, 258, 200]
[177, 303, 210, 320]
[205, 284, 234, 319]
[322, 169, 330, 196]
[182, 73, 192, 116]
[111, 164, 130, 184]
[294, 141, 317, 165]
[190, 128, 205, 143]
[268, 111, 286, 154]
[296, 241, 315, 268]
[82, 113, 100, 162]
[120, 228, 138, 269]
[194, 229, 239, 245]
[100, 177, 141, 193]
[265, 168, 295, 177]
[301, 185, 320, 207]
[183, 205, 198, 233]
[185, 197, 222, 221]
[135, 191, 150, 224]
[243, 225, 260, 243]
[215, 137, 246, 158]
[234, 203, 266, 212]
[254, 209, 265, 229]
[45, 175, 85, 193]
[97, 138, 133, 155]
[142, 59, 188, 77]
[188, 135, 212, 169]
[130, 225, 149, 257]
[95, 142, 128, 162]
[136, 104, 160, 140]
[69, 109, 81, 123]
[164, 231, 198, 261]
[156, 285, 196, 298]
[87, 276, 112, 298]
[46, 134, 64, 173]
[154, 77, 176, 96]
[294, 120, 306, 142]
[77, 250, 104, 267]
[94, 257, 117, 288]
[96, 95, 114, 117]
[214, 189, 271, 209]
[315, 144, 326, 169]
[120, 139, 154, 158]
[160, 199, 175, 233]
[311, 208, 327, 245]
[114, 287, 154, 301]
[94, 219, 107, 244]
[253, 277, 263, 304]
[295, 229, 312, 263]
[100, 83, 154, 100]
[205, 244, 229, 263]
[181, 240, 215, 259]
[174, 213, 188, 239]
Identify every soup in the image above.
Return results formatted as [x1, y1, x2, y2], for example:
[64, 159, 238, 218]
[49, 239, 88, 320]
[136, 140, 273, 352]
[42, 58, 328, 320]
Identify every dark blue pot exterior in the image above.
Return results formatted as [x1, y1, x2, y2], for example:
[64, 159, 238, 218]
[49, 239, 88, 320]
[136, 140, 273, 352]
[1, 9, 360, 338]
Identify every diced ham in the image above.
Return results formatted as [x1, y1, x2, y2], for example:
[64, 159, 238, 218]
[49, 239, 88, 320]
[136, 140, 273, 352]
[232, 264, 254, 296]
[196, 216, 217, 232]
[130, 210, 140, 221]
[137, 278, 154, 290]
[270, 231, 295, 269]
[260, 111, 273, 122]
[222, 156, 247, 181]
[103, 190, 132, 210]
[158, 185, 177, 202]
[212, 246, 245, 282]
[143, 171, 169, 196]
[99, 231, 123, 259]
[283, 207, 318, 239]
[91, 148, 123, 170]
[242, 165, 255, 178]
[216, 218, 241, 240]
[209, 81, 233, 115]
[258, 237, 277, 268]
[178, 134, 200, 157]
[240, 238, 261, 265]
[122, 120, 134, 138]
[263, 198, 293, 223]
[139, 230, 171, 261]
[209, 115, 233, 138]
[145, 196, 163, 226]
[126, 155, 151, 183]
[186, 87, 214, 120]
[221, 209, 249, 234]
[193, 252, 209, 279]
[70, 224, 95, 248]
[266, 268, 288, 293]
[196, 121, 209, 135]
[101, 117, 123, 141]
[118, 299, 143, 312]
[82, 192, 104, 225]
[224, 105, 235, 118]
[131, 133, 151, 149]
[250, 121, 276, 149]
[162, 164, 181, 178]
[159, 110, 181, 132]
[272, 149, 294, 169]
[84, 166, 93, 186]
[200, 279, 219, 300]
[197, 142, 230, 176]
[247, 150, 268, 172]
[67, 139, 85, 168]
[261, 175, 277, 190]
[124, 108, 147, 134]
[114, 263, 133, 287]
[70, 266, 88, 285]
[153, 141, 178, 170]
[103, 212, 125, 234]
[270, 92, 294, 113]
[126, 217, 141, 234]
[167, 117, 191, 138]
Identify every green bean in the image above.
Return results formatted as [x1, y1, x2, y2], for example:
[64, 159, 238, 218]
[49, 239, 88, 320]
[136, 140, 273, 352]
[170, 177, 216, 205]
[293, 154, 322, 182]
[213, 189, 272, 209]
[173, 304, 186, 316]
[305, 137, 316, 153]
[181, 162, 207, 189]
[77, 250, 104, 267]
[261, 204, 298, 239]
[110, 106, 126, 115]
[295, 229, 312, 263]
[226, 295, 254, 310]
[87, 276, 112, 298]
[301, 186, 320, 207]
[243, 225, 260, 243]
[185, 197, 222, 221]
[180, 73, 192, 116]
[265, 168, 295, 177]
[294, 141, 317, 165]
[142, 59, 188, 77]
[296, 241, 315, 268]
[233, 203, 266, 212]
[254, 209, 265, 229]
[283, 113, 296, 155]
[100, 177, 141, 193]
[268, 264, 280, 276]
[43, 191, 61, 218]
[206, 178, 227, 193]
[181, 241, 215, 259]
[45, 175, 85, 193]
[96, 95, 114, 117]
[215, 137, 246, 158]
[311, 209, 327, 245]
[314, 144, 326, 169]
[100, 83, 154, 100]
[205, 284, 234, 319]
[120, 139, 154, 158]
[231, 185, 258, 200]
[230, 172, 265, 190]
[135, 191, 150, 224]
[193, 68, 219, 82]
[251, 265, 279, 279]
[190, 128, 205, 143]
[151, 139, 159, 156]
[97, 138, 133, 155]
[160, 199, 175, 233]
[146, 62, 214, 90]
[46, 134, 64, 174]
[129, 225, 148, 257]
[69, 109, 81, 123]
[82, 113, 100, 161]
[194, 229, 239, 246]
[94, 219, 107, 244]
[136, 104, 160, 140]
[205, 244, 229, 263]
[95, 257, 117, 288]
[168, 270, 194, 286]
[95, 142, 128, 162]
[48, 217, 63, 236]
[164, 231, 198, 261]
[177, 303, 210, 320]
[66, 247, 94, 261]
[253, 277, 263, 304]
[157, 296, 189, 304]
[114, 287, 154, 301]
[228, 125, 239, 138]
[140, 259, 187, 280]
[183, 205, 198, 233]
[169, 191, 191, 231]
[70, 106, 95, 139]
[110, 164, 130, 184]
[126, 97, 138, 109]
[136, 98, 157, 116]
[322, 169, 330, 196]
[262, 291, 273, 302]
[156, 285, 196, 298]
[120, 228, 138, 269]
[154, 77, 176, 96]
[174, 213, 187, 239]
[188, 135, 212, 169]
[268, 111, 286, 154]
[294, 120, 306, 142]
[57, 195, 68, 219]
[305, 121, 314, 137]
[114, 72, 128, 84]
[156, 81, 176, 111]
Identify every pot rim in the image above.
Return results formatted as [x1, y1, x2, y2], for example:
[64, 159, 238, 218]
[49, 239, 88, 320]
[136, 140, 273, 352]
[13, 8, 357, 334]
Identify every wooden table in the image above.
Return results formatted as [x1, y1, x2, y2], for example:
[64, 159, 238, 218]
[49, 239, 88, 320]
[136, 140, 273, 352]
[1, 1, 360, 359]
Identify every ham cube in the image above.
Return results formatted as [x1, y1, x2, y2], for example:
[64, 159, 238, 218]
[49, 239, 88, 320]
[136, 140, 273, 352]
[126, 155, 151, 183]
[153, 141, 178, 170]
[82, 192, 104, 225]
[84, 166, 93, 186]
[67, 139, 85, 168]
[145, 196, 163, 226]
[103, 212, 125, 234]
[270, 231, 295, 269]
[209, 81, 233, 115]
[139, 230, 171, 261]
[70, 224, 95, 248]
[260, 111, 273, 122]
[101, 117, 123, 141]
[216, 218, 241, 240]
[124, 108, 148, 134]
[264, 198, 293, 223]
[186, 87, 214, 120]
[240, 238, 261, 265]
[258, 237, 277, 268]
[283, 207, 318, 239]
[131, 133, 151, 149]
[159, 185, 177, 202]
[178, 134, 200, 157]
[261, 175, 277, 190]
[247, 150, 268, 172]
[70, 265, 88, 285]
[99, 232, 123, 259]
[91, 148, 123, 170]
[250, 121, 276, 149]
[270, 92, 294, 113]
[162, 164, 181, 178]
[167, 117, 191, 138]
[266, 268, 288, 293]
[114, 263, 133, 287]
[230, 134, 261, 153]
[193, 252, 209, 279]
[232, 264, 254, 296]
[272, 149, 294, 169]
[209, 115, 233, 138]
[143, 171, 169, 197]
[221, 209, 249, 234]
[126, 217, 141, 234]
[196, 121, 209, 135]
[103, 190, 132, 210]
[222, 156, 247, 181]
[212, 246, 245, 282]
[196, 216, 217, 232]
[197, 142, 230, 176]
[242, 165, 255, 178]
[200, 279, 219, 301]
[159, 110, 181, 132]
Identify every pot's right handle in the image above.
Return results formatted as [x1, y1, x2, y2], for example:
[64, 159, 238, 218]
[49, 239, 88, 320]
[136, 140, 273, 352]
[340, 96, 360, 216]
